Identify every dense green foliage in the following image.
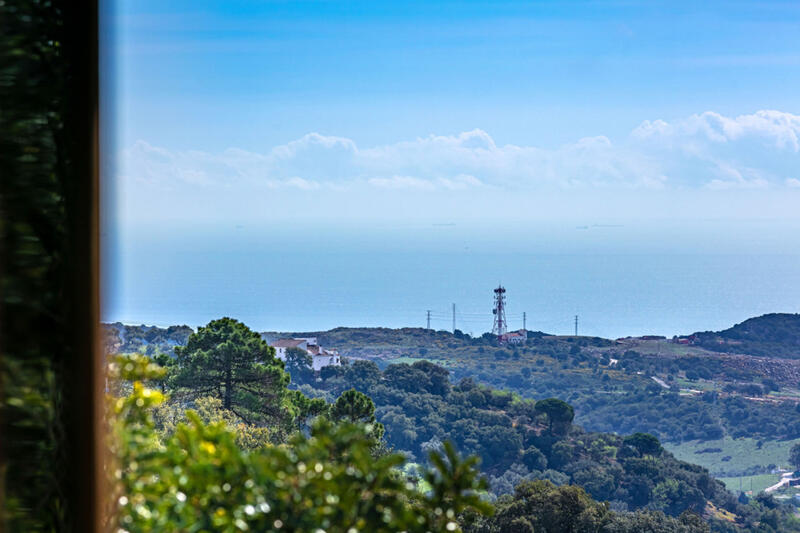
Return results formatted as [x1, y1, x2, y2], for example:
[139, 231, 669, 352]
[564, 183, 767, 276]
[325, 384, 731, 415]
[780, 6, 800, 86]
[258, 325, 800, 444]
[111, 323, 800, 448]
[465, 480, 711, 533]
[110, 354, 492, 532]
[305, 360, 757, 522]
[692, 314, 800, 359]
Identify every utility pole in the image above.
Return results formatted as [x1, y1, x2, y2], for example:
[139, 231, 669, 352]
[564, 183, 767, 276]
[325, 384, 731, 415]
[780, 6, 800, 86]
[452, 303, 456, 333]
[523, 311, 526, 331]
[426, 310, 431, 330]
[574, 315, 579, 336]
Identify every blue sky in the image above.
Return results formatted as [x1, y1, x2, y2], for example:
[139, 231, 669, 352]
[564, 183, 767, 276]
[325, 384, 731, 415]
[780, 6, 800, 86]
[115, 1, 800, 150]
[108, 0, 800, 242]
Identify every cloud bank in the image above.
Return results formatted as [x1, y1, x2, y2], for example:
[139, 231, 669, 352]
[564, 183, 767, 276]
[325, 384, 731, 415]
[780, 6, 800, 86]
[121, 110, 800, 192]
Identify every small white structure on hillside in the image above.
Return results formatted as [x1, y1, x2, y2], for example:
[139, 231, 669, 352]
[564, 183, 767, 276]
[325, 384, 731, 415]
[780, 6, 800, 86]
[500, 329, 528, 345]
[268, 337, 341, 371]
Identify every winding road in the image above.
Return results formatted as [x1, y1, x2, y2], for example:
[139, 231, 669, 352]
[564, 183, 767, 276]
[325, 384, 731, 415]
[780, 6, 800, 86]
[765, 472, 795, 493]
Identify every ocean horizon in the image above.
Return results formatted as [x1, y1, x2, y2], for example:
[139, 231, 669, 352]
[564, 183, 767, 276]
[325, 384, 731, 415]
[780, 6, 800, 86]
[105, 225, 800, 339]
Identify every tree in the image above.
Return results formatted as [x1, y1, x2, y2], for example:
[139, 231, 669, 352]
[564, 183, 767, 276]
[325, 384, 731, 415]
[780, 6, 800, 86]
[320, 363, 346, 383]
[479, 426, 522, 469]
[153, 395, 271, 449]
[650, 479, 705, 516]
[789, 442, 800, 471]
[380, 408, 419, 450]
[287, 389, 329, 431]
[521, 446, 547, 471]
[469, 480, 610, 532]
[173, 317, 290, 426]
[284, 347, 314, 385]
[151, 352, 176, 393]
[330, 389, 386, 450]
[384, 363, 431, 394]
[331, 389, 377, 424]
[534, 398, 574, 436]
[347, 359, 382, 391]
[412, 360, 451, 396]
[623, 433, 662, 456]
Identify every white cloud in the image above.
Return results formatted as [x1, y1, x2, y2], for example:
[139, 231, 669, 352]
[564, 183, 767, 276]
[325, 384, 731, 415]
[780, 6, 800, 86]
[120, 110, 800, 192]
[633, 110, 800, 150]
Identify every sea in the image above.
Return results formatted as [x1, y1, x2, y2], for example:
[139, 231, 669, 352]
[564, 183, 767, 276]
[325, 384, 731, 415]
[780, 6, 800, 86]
[104, 223, 800, 339]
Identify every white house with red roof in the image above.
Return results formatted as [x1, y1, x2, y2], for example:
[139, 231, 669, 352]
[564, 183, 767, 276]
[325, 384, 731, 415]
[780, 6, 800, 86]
[268, 337, 341, 371]
[500, 329, 528, 345]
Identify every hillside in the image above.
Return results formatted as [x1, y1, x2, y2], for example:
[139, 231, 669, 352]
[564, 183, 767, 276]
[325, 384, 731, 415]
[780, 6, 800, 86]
[104, 319, 800, 529]
[105, 318, 800, 480]
[691, 313, 800, 359]
[103, 322, 193, 356]
[299, 358, 755, 527]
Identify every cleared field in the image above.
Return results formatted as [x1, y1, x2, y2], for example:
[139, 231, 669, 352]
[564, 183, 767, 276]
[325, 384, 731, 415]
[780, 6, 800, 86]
[664, 437, 800, 477]
[612, 339, 713, 357]
[717, 473, 781, 494]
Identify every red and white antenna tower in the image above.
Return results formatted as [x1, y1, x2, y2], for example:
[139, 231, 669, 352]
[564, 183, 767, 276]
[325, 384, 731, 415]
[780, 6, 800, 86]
[492, 285, 507, 341]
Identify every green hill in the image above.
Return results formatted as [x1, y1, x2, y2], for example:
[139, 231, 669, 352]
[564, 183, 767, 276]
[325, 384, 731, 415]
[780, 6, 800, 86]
[692, 313, 800, 359]
[105, 320, 800, 530]
[105, 319, 800, 477]
[297, 358, 792, 530]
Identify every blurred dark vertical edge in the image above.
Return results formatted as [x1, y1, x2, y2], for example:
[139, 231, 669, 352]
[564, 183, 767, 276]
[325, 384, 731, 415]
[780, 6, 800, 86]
[98, 0, 117, 524]
[63, 0, 103, 529]
[0, 0, 103, 529]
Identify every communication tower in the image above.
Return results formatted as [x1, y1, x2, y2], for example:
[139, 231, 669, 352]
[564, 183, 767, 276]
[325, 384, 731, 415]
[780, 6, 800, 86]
[492, 285, 507, 341]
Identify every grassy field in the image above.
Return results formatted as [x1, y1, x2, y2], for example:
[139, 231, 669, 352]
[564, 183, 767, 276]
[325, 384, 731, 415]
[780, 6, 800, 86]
[664, 436, 799, 477]
[717, 473, 781, 494]
[613, 339, 713, 357]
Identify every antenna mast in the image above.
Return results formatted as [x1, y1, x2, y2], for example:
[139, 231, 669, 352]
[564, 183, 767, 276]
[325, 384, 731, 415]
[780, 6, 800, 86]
[492, 285, 507, 342]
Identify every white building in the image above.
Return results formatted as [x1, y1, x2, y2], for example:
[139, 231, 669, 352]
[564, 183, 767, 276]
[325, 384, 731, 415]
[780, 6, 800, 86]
[268, 337, 341, 371]
[500, 329, 528, 345]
